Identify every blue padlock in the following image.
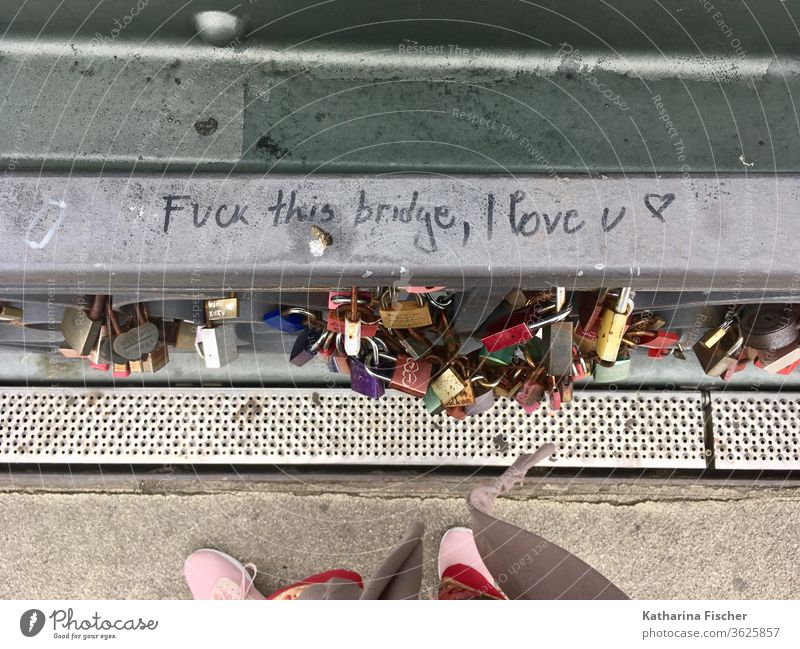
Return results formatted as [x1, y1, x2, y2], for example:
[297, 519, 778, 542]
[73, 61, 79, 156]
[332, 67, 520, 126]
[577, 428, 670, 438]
[262, 308, 305, 333]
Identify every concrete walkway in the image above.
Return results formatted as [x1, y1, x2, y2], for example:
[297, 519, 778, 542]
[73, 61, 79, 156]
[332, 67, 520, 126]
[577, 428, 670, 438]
[1, 473, 798, 599]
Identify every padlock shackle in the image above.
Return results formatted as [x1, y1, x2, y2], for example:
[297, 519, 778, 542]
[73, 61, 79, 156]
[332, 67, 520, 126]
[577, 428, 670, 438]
[285, 307, 318, 322]
[525, 304, 572, 333]
[330, 296, 371, 307]
[361, 351, 396, 384]
[424, 292, 453, 310]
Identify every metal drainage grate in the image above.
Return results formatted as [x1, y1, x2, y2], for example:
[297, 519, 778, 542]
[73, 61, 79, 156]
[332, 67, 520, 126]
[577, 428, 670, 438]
[710, 392, 800, 470]
[0, 388, 707, 467]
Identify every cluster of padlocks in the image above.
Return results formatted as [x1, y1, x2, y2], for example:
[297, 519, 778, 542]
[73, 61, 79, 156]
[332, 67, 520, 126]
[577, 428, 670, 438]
[57, 295, 240, 376]
[44, 288, 800, 418]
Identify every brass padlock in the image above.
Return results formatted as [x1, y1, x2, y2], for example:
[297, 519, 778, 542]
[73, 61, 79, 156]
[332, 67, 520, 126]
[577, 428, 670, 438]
[205, 293, 240, 321]
[61, 306, 102, 356]
[430, 366, 466, 403]
[443, 373, 475, 407]
[693, 328, 744, 377]
[379, 291, 433, 329]
[0, 304, 23, 322]
[142, 343, 169, 373]
[596, 288, 633, 363]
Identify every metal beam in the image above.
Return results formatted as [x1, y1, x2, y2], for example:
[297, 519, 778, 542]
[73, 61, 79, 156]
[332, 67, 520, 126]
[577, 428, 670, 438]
[1, 172, 797, 291]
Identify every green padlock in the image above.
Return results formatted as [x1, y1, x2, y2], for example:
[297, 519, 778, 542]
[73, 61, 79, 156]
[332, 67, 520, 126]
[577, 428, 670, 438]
[423, 385, 445, 415]
[525, 336, 547, 364]
[479, 344, 516, 366]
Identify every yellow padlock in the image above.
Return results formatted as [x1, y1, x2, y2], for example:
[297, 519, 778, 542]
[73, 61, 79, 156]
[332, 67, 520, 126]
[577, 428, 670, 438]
[595, 288, 633, 363]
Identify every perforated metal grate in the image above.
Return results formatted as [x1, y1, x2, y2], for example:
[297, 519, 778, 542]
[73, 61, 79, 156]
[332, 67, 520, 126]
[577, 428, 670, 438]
[710, 392, 800, 470]
[0, 388, 707, 467]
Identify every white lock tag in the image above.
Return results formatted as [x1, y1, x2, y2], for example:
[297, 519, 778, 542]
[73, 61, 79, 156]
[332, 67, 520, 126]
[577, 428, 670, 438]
[195, 325, 239, 369]
[344, 315, 362, 356]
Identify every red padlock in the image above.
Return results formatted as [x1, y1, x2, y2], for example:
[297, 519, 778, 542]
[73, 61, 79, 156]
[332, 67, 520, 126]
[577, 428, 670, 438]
[389, 354, 434, 398]
[481, 304, 572, 353]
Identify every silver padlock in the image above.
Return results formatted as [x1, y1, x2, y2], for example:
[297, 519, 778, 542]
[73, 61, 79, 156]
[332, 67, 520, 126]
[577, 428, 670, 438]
[195, 324, 239, 368]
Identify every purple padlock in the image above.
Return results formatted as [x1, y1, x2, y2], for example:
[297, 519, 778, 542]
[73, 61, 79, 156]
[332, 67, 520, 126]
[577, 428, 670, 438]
[349, 358, 385, 399]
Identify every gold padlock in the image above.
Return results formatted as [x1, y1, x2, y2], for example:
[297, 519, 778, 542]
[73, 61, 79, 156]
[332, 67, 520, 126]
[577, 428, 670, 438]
[142, 343, 169, 373]
[596, 288, 633, 363]
[430, 366, 466, 403]
[205, 293, 239, 321]
[443, 361, 475, 406]
[0, 304, 23, 322]
[379, 291, 433, 329]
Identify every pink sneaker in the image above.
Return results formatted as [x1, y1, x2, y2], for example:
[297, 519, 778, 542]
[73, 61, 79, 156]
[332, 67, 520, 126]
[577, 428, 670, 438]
[437, 527, 505, 600]
[184, 549, 265, 600]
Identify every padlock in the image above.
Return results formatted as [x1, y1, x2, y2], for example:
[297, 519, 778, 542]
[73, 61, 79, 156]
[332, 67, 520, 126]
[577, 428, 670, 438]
[478, 344, 516, 367]
[571, 348, 589, 379]
[595, 288, 633, 363]
[396, 330, 431, 359]
[547, 375, 562, 412]
[262, 308, 306, 333]
[343, 313, 362, 357]
[88, 324, 111, 372]
[515, 369, 546, 412]
[349, 357, 385, 399]
[636, 330, 681, 356]
[61, 306, 102, 356]
[697, 312, 736, 350]
[445, 406, 467, 420]
[755, 340, 800, 374]
[389, 354, 434, 398]
[205, 293, 240, 321]
[494, 367, 527, 399]
[112, 317, 159, 361]
[331, 349, 351, 376]
[525, 336, 546, 364]
[544, 319, 574, 380]
[592, 357, 632, 383]
[558, 376, 574, 404]
[627, 311, 666, 334]
[112, 362, 131, 378]
[326, 306, 379, 338]
[739, 304, 800, 351]
[481, 303, 573, 353]
[693, 328, 744, 377]
[443, 376, 475, 407]
[0, 304, 23, 322]
[423, 385, 446, 415]
[430, 366, 466, 403]
[195, 324, 239, 368]
[289, 328, 324, 367]
[58, 346, 86, 359]
[577, 289, 606, 330]
[317, 331, 336, 360]
[141, 343, 169, 373]
[328, 290, 372, 311]
[379, 292, 433, 329]
[175, 321, 198, 351]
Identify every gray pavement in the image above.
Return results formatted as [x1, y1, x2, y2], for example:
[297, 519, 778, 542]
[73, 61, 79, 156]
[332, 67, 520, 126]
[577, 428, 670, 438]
[0, 476, 798, 599]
